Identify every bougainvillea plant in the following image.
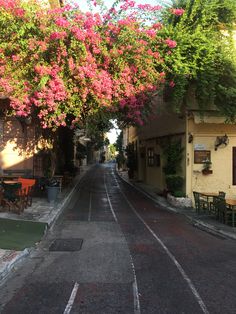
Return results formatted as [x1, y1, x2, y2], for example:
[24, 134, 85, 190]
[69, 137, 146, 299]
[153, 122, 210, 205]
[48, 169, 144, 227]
[0, 0, 185, 129]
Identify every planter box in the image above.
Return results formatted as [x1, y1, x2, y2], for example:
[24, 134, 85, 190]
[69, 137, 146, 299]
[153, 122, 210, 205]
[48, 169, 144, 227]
[202, 169, 213, 175]
[46, 186, 60, 203]
[167, 194, 192, 208]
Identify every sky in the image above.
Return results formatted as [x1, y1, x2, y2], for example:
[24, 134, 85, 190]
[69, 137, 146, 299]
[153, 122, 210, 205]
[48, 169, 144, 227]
[107, 120, 121, 144]
[75, 0, 170, 13]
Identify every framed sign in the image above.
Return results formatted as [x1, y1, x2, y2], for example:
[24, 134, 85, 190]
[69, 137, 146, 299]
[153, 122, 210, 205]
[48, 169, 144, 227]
[194, 150, 211, 164]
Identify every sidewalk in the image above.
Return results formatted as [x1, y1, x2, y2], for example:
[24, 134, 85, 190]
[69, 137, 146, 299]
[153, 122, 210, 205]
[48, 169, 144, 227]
[0, 165, 92, 284]
[117, 170, 236, 241]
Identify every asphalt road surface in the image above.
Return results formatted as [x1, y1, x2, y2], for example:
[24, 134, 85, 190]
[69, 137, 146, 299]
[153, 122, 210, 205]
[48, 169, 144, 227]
[0, 163, 236, 314]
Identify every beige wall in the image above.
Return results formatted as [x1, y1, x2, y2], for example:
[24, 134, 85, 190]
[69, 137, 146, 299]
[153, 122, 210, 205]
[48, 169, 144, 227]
[137, 113, 185, 140]
[0, 118, 34, 173]
[187, 117, 236, 199]
[124, 111, 187, 192]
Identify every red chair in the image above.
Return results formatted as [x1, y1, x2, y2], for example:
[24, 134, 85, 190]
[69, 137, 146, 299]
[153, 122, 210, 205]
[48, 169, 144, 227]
[17, 178, 36, 208]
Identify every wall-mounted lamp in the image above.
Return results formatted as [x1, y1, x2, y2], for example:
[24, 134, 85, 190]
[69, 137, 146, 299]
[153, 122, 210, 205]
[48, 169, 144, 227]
[215, 134, 229, 151]
[188, 133, 193, 143]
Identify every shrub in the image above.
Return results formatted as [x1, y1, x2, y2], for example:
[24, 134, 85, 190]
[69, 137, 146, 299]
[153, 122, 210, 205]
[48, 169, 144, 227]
[172, 190, 186, 198]
[165, 175, 184, 192]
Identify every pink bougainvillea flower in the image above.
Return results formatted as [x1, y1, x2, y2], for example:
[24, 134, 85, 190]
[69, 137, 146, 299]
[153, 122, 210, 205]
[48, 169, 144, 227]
[55, 17, 70, 28]
[12, 55, 20, 62]
[14, 8, 25, 17]
[171, 8, 185, 16]
[169, 80, 175, 88]
[0, 0, 18, 10]
[165, 39, 177, 48]
[50, 31, 67, 40]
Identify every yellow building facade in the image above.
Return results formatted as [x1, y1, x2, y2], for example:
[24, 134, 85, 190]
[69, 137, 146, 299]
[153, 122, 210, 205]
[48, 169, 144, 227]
[123, 106, 236, 202]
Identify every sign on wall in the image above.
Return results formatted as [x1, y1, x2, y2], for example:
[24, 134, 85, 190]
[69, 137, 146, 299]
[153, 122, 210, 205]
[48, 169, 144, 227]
[194, 144, 206, 150]
[194, 150, 211, 164]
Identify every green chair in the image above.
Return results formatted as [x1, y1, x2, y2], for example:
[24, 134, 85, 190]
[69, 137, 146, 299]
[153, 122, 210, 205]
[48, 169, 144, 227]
[193, 191, 208, 214]
[218, 191, 226, 199]
[215, 198, 236, 227]
[2, 182, 24, 214]
[210, 196, 220, 218]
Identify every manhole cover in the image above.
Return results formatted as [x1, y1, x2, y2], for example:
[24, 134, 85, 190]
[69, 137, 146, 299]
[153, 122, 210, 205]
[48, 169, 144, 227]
[49, 238, 83, 252]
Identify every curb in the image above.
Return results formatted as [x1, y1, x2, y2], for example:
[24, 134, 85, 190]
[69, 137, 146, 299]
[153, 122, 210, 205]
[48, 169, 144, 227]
[116, 170, 177, 213]
[48, 165, 92, 229]
[0, 248, 30, 285]
[188, 217, 236, 240]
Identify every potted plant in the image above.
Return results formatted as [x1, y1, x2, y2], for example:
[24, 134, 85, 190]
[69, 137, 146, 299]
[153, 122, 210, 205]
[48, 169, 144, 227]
[202, 159, 213, 175]
[46, 177, 60, 203]
[43, 151, 60, 203]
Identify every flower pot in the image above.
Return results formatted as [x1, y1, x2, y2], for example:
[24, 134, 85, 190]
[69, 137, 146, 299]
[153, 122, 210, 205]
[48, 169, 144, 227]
[202, 169, 213, 175]
[46, 186, 60, 203]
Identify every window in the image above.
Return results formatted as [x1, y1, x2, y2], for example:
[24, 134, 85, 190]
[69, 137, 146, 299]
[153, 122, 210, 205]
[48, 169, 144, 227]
[147, 148, 154, 167]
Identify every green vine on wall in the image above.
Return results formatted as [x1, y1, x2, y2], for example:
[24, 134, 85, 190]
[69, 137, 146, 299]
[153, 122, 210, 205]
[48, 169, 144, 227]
[161, 139, 184, 194]
[160, 0, 236, 118]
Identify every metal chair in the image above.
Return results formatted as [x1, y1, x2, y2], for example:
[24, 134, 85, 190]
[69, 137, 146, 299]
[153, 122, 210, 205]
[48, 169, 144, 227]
[193, 191, 208, 214]
[2, 182, 24, 213]
[218, 191, 226, 199]
[17, 178, 36, 208]
[215, 198, 235, 227]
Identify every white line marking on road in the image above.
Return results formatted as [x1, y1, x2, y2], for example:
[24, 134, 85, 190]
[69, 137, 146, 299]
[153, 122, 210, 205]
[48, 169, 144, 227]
[88, 192, 92, 221]
[64, 282, 79, 314]
[108, 171, 141, 314]
[112, 171, 209, 314]
[104, 174, 118, 222]
[130, 257, 141, 314]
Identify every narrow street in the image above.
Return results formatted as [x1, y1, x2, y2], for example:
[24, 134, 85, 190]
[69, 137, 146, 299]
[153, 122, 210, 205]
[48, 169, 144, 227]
[1, 163, 236, 314]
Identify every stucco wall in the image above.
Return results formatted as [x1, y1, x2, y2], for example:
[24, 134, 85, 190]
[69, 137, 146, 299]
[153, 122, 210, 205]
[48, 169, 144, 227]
[137, 113, 185, 140]
[125, 112, 187, 192]
[0, 118, 34, 173]
[187, 117, 236, 199]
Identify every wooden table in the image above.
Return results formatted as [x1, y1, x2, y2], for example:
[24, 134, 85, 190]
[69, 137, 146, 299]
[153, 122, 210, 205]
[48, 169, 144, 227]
[0, 175, 19, 182]
[199, 192, 219, 211]
[199, 192, 218, 197]
[226, 199, 236, 209]
[3, 180, 19, 184]
[225, 199, 236, 227]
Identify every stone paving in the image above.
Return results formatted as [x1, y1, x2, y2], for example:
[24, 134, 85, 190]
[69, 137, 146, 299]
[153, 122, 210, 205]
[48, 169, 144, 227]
[0, 165, 91, 284]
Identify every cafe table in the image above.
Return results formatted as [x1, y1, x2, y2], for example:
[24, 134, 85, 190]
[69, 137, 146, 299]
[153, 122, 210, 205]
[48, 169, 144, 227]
[3, 180, 19, 184]
[225, 199, 236, 227]
[199, 192, 219, 212]
[225, 199, 236, 209]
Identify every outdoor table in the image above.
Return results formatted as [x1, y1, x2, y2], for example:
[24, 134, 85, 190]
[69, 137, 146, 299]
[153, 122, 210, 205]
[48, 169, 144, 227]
[226, 199, 236, 209]
[198, 192, 219, 212]
[3, 180, 19, 184]
[0, 175, 19, 182]
[225, 199, 236, 227]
